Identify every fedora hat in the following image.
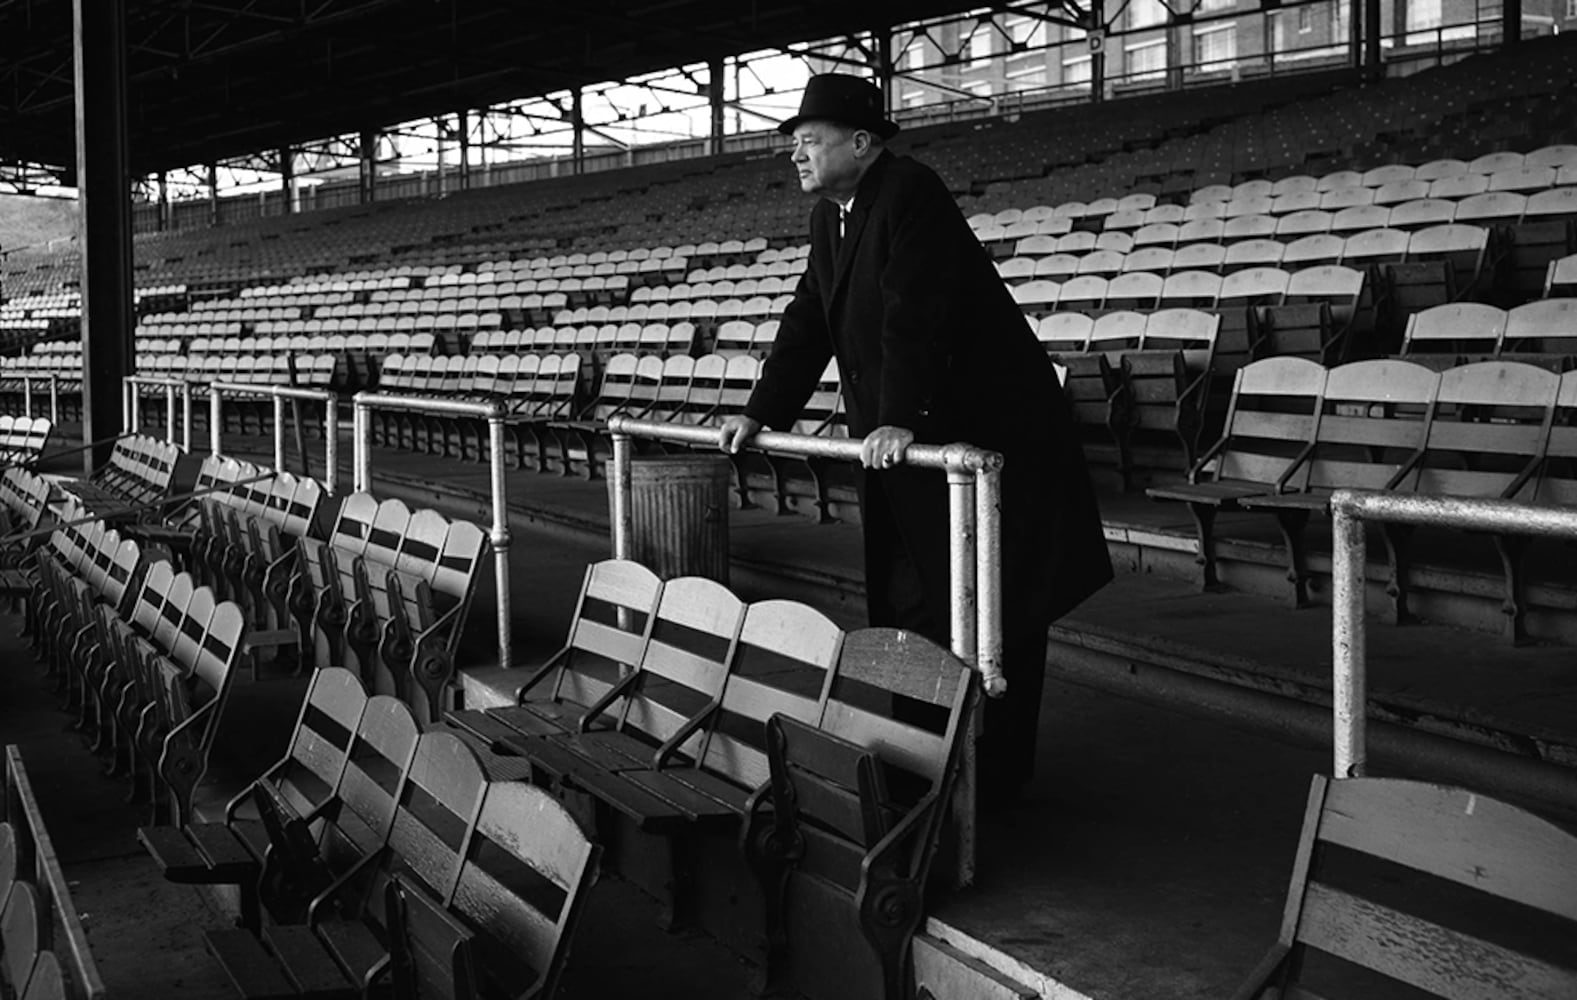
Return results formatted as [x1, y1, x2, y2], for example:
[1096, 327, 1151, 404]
[778, 73, 899, 140]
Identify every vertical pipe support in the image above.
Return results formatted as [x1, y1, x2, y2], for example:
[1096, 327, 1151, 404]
[610, 432, 634, 560]
[181, 383, 192, 452]
[209, 387, 223, 456]
[21, 377, 33, 419]
[945, 464, 978, 891]
[121, 379, 131, 433]
[487, 411, 512, 670]
[1332, 501, 1368, 778]
[164, 383, 177, 445]
[353, 399, 370, 493]
[49, 376, 59, 425]
[273, 394, 287, 471]
[324, 398, 340, 496]
[975, 464, 1005, 697]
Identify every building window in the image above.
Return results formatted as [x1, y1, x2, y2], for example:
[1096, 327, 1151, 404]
[1063, 55, 1092, 85]
[1568, 0, 1577, 19]
[1129, 0, 1168, 29]
[1298, 5, 1313, 32]
[1126, 39, 1167, 81]
[1194, 24, 1238, 69]
[898, 36, 931, 70]
[1197, 0, 1234, 12]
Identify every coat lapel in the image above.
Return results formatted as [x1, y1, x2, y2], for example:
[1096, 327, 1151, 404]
[826, 150, 893, 310]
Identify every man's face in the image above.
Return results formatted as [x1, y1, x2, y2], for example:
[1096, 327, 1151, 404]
[790, 121, 866, 198]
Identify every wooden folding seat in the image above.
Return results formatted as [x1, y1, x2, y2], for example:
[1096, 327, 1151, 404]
[1275, 210, 1334, 238]
[447, 559, 662, 752]
[1544, 251, 1577, 297]
[1159, 269, 1222, 308]
[744, 628, 974, 1000]
[138, 667, 370, 930]
[1171, 242, 1227, 273]
[1269, 190, 1322, 215]
[1398, 361, 1559, 640]
[1032, 253, 1079, 279]
[1148, 357, 1327, 592]
[1104, 271, 1162, 311]
[1238, 359, 1439, 609]
[204, 731, 488, 999]
[1056, 275, 1109, 314]
[1222, 214, 1277, 241]
[518, 576, 747, 793]
[1394, 223, 1493, 310]
[1400, 301, 1508, 368]
[1505, 205, 1575, 299]
[1372, 178, 1429, 206]
[1500, 298, 1577, 369]
[1232, 775, 1577, 1000]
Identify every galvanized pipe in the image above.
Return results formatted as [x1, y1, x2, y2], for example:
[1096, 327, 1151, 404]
[946, 468, 979, 669]
[180, 383, 192, 451]
[607, 415, 1002, 473]
[351, 392, 513, 670]
[324, 400, 339, 496]
[21, 376, 32, 419]
[48, 375, 59, 425]
[1328, 489, 1577, 781]
[611, 432, 634, 561]
[164, 384, 177, 446]
[488, 412, 513, 670]
[1331, 502, 1368, 779]
[975, 466, 1005, 697]
[209, 388, 223, 456]
[273, 395, 287, 472]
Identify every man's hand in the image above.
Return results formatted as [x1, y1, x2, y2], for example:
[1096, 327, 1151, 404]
[717, 414, 763, 454]
[860, 425, 914, 469]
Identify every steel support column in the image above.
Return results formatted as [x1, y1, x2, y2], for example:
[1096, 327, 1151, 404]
[1364, 0, 1383, 80]
[708, 57, 726, 157]
[571, 88, 585, 176]
[457, 109, 472, 191]
[1503, 0, 1522, 47]
[360, 129, 378, 204]
[73, 0, 134, 473]
[279, 146, 295, 215]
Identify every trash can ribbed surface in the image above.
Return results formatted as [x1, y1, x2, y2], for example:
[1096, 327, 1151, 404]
[624, 454, 731, 584]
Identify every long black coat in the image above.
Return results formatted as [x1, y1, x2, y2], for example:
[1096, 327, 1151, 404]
[745, 149, 1112, 638]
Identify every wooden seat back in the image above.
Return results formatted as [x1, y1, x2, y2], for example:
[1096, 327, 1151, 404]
[1187, 356, 1327, 491]
[450, 781, 601, 1000]
[1233, 774, 1577, 1000]
[228, 667, 370, 825]
[1406, 361, 1558, 500]
[317, 695, 423, 875]
[1296, 359, 1440, 495]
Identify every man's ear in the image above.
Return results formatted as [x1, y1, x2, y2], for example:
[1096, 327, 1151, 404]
[852, 130, 875, 158]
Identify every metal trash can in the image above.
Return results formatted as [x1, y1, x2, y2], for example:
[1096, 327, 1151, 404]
[623, 454, 731, 584]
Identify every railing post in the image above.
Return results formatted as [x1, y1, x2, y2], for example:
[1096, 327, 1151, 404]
[21, 376, 32, 419]
[324, 397, 339, 496]
[273, 394, 287, 472]
[165, 383, 177, 446]
[129, 381, 141, 436]
[975, 464, 1005, 697]
[181, 383, 192, 452]
[209, 385, 223, 456]
[1332, 496, 1368, 779]
[945, 464, 978, 889]
[353, 398, 370, 493]
[610, 431, 634, 560]
[487, 408, 512, 671]
[49, 375, 58, 425]
[121, 378, 131, 433]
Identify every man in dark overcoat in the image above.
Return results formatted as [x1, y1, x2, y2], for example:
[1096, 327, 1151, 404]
[719, 73, 1112, 805]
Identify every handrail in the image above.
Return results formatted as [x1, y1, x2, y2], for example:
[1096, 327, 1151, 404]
[121, 375, 193, 451]
[1329, 489, 1577, 779]
[605, 416, 1006, 691]
[352, 391, 513, 671]
[207, 381, 339, 496]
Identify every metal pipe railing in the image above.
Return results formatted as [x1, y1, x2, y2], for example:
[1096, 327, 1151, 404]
[121, 375, 193, 451]
[352, 392, 512, 672]
[605, 415, 1007, 692]
[207, 382, 340, 496]
[19, 374, 60, 424]
[1329, 489, 1577, 779]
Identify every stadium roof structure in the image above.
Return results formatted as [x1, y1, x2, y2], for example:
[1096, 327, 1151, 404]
[0, 0, 1013, 178]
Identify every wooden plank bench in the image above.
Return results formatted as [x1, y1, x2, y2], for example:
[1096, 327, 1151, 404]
[1231, 774, 1577, 999]
[741, 628, 976, 1000]
[2, 746, 108, 1000]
